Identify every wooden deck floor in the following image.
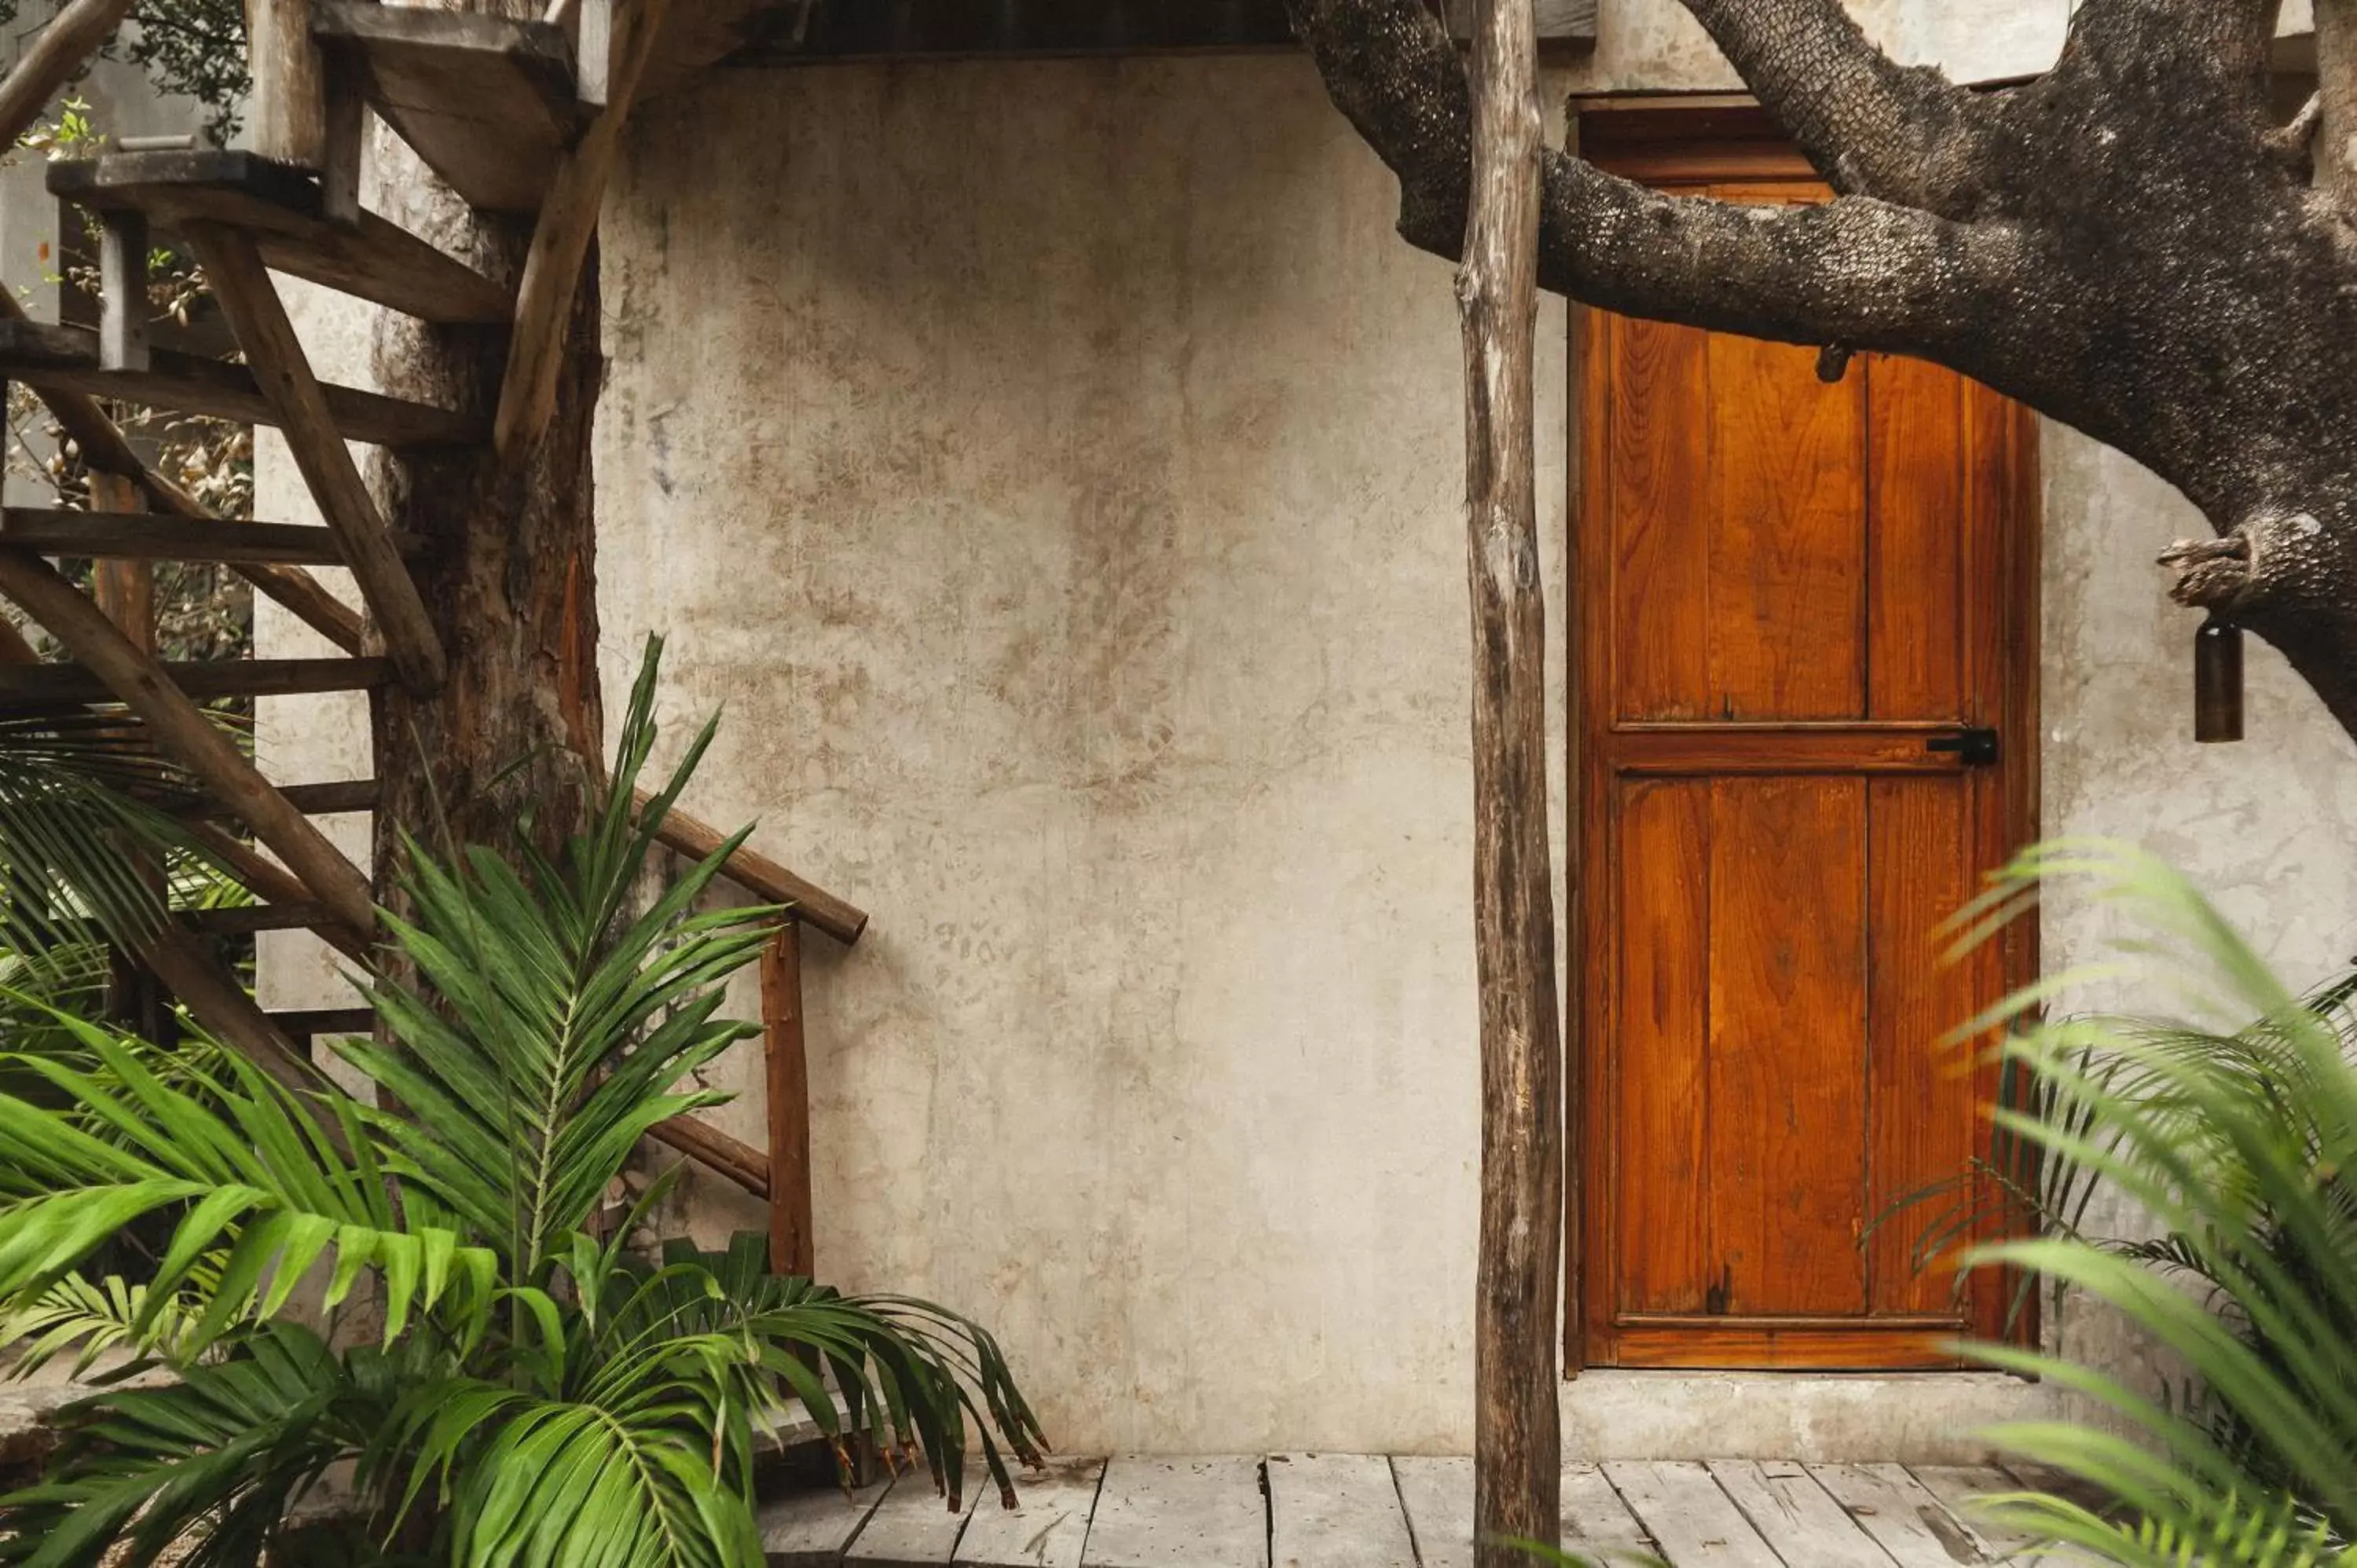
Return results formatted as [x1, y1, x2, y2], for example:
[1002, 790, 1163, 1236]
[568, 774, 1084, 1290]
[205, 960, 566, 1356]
[760, 1453, 2064, 1566]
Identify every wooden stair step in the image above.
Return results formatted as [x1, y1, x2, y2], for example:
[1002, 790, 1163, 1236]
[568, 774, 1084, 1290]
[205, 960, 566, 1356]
[186, 900, 332, 936]
[315, 0, 581, 214]
[265, 1007, 374, 1037]
[0, 655, 391, 711]
[0, 318, 482, 448]
[0, 507, 420, 566]
[180, 779, 379, 819]
[49, 150, 511, 326]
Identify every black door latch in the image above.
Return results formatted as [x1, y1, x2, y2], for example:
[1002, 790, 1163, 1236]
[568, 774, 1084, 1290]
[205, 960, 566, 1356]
[1926, 727, 2001, 767]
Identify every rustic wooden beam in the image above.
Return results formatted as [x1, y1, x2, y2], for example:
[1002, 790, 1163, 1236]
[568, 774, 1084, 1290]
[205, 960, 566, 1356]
[186, 223, 447, 695]
[267, 1006, 374, 1038]
[96, 211, 148, 372]
[763, 921, 814, 1277]
[0, 295, 367, 654]
[184, 819, 368, 960]
[1461, 0, 1561, 1560]
[647, 1113, 769, 1199]
[0, 655, 389, 710]
[140, 927, 324, 1094]
[0, 0, 136, 148]
[313, 1, 581, 215]
[0, 549, 376, 936]
[86, 474, 152, 656]
[247, 0, 327, 167]
[184, 901, 332, 936]
[0, 507, 382, 566]
[493, 0, 669, 458]
[643, 794, 868, 945]
[0, 316, 482, 449]
[50, 152, 515, 326]
[0, 608, 35, 665]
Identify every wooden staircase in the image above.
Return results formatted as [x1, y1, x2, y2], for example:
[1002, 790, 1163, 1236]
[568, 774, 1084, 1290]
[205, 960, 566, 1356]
[0, 0, 849, 1277]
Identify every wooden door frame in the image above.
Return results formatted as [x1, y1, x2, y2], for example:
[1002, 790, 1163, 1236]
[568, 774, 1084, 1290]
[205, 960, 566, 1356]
[1561, 97, 2044, 1373]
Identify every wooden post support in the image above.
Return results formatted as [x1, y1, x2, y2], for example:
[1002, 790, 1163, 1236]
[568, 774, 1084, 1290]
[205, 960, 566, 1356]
[493, 0, 669, 458]
[97, 212, 149, 373]
[0, 291, 366, 654]
[764, 921, 814, 1277]
[574, 0, 612, 107]
[185, 222, 446, 694]
[1461, 0, 1563, 1562]
[0, 0, 136, 149]
[0, 548, 377, 936]
[88, 472, 152, 650]
[245, 0, 326, 167]
[320, 45, 366, 227]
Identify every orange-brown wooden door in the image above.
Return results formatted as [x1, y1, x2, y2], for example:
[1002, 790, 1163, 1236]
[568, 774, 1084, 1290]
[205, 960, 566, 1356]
[1574, 172, 2036, 1371]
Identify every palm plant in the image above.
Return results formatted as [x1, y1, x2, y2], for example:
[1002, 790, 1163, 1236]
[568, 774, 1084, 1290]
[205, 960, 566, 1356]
[0, 639, 1044, 1567]
[1935, 841, 2357, 1566]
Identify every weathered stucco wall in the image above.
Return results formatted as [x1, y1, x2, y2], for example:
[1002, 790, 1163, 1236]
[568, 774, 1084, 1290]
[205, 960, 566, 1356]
[256, 0, 2357, 1458]
[593, 55, 1566, 1457]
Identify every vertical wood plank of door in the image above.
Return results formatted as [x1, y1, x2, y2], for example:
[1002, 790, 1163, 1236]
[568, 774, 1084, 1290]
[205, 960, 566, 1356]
[1706, 776, 1868, 1317]
[1615, 778, 1710, 1316]
[1866, 776, 1978, 1320]
[1610, 315, 1710, 721]
[1705, 329, 1865, 721]
[1869, 354, 1967, 719]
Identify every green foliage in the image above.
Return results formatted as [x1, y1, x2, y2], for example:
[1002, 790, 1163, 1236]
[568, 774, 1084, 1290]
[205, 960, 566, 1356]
[0, 711, 231, 957]
[0, 639, 1046, 1567]
[0, 2, 247, 142]
[1941, 841, 2357, 1566]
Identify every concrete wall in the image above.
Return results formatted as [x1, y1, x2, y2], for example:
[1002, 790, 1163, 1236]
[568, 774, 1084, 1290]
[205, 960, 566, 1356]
[256, 0, 2357, 1458]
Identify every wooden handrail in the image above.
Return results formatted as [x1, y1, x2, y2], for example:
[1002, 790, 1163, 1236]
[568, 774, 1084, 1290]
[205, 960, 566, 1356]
[647, 1111, 768, 1200]
[643, 794, 868, 945]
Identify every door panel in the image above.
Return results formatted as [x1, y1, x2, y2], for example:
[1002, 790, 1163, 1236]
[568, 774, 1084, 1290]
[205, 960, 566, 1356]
[1577, 166, 2035, 1371]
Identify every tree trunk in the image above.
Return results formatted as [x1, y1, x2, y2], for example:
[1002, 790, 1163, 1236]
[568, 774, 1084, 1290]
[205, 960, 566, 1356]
[368, 0, 604, 887]
[1459, 0, 1562, 1559]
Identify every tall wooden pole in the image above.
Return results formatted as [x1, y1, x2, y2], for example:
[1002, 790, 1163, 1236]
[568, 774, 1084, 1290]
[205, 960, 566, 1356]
[1460, 0, 1561, 1560]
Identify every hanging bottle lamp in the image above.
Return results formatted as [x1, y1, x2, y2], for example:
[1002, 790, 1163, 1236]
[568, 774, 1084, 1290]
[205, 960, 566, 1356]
[2194, 616, 2244, 743]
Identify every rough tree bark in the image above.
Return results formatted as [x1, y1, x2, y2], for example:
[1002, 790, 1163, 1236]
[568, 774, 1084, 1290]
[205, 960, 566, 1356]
[368, 0, 604, 881]
[1283, 0, 2357, 742]
[1458, 0, 1562, 1559]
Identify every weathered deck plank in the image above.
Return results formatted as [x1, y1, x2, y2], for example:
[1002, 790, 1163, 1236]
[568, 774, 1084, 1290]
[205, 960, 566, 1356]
[1392, 1457, 1654, 1566]
[1081, 1456, 1264, 1568]
[1813, 1464, 1990, 1566]
[1389, 1456, 1474, 1568]
[845, 1467, 981, 1566]
[1602, 1462, 1783, 1568]
[954, 1457, 1102, 1568]
[1706, 1460, 1897, 1568]
[1563, 1464, 1653, 1555]
[1909, 1467, 2062, 1563]
[955, 1457, 1105, 1568]
[763, 1479, 894, 1568]
[1266, 1453, 1413, 1568]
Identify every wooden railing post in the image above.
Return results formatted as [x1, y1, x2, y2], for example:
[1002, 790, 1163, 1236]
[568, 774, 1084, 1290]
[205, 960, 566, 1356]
[244, 0, 326, 167]
[763, 920, 814, 1278]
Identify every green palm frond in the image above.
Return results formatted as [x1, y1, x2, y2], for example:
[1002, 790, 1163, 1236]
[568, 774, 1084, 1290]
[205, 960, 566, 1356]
[0, 1010, 496, 1357]
[0, 711, 218, 954]
[0, 1322, 390, 1568]
[338, 643, 775, 1280]
[0, 1269, 208, 1380]
[0, 636, 1043, 1567]
[1946, 840, 2357, 1555]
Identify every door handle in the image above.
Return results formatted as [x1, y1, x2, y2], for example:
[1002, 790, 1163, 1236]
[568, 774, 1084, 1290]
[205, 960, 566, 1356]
[1926, 727, 2000, 766]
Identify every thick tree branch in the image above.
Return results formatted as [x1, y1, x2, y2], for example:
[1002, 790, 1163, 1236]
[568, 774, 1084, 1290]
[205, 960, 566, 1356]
[1673, 0, 1991, 211]
[1290, 0, 2027, 358]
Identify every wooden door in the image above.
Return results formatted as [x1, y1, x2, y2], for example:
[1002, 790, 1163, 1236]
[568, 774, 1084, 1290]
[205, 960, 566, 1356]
[1573, 150, 2037, 1371]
